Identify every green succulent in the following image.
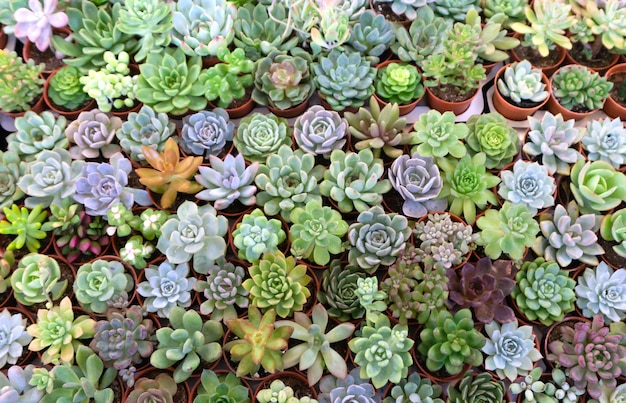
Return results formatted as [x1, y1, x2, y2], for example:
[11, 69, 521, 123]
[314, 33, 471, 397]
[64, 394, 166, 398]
[243, 251, 311, 318]
[447, 370, 507, 403]
[232, 209, 287, 263]
[355, 277, 388, 323]
[115, 105, 175, 163]
[116, 0, 172, 62]
[0, 150, 26, 210]
[483, 0, 528, 26]
[11, 253, 67, 306]
[136, 47, 208, 115]
[551, 65, 613, 111]
[511, 257, 576, 325]
[466, 112, 521, 170]
[571, 0, 626, 60]
[256, 379, 317, 403]
[27, 297, 96, 365]
[467, 8, 520, 62]
[0, 204, 48, 253]
[195, 257, 249, 322]
[309, 7, 351, 55]
[570, 159, 626, 214]
[317, 260, 368, 322]
[410, 109, 469, 162]
[74, 259, 133, 314]
[319, 149, 392, 213]
[348, 10, 394, 65]
[437, 153, 500, 224]
[344, 96, 411, 159]
[200, 47, 255, 108]
[7, 111, 68, 162]
[375, 62, 424, 105]
[150, 307, 223, 383]
[433, 0, 481, 21]
[391, 6, 451, 66]
[601, 208, 626, 257]
[194, 370, 250, 403]
[383, 372, 444, 403]
[497, 60, 549, 105]
[47, 66, 89, 110]
[127, 374, 177, 403]
[234, 113, 291, 163]
[0, 50, 44, 113]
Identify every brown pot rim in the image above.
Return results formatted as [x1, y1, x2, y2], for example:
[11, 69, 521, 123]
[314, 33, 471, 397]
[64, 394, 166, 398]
[424, 85, 478, 115]
[492, 63, 550, 121]
[266, 97, 312, 118]
[603, 63, 626, 119]
[547, 65, 601, 120]
[43, 67, 96, 119]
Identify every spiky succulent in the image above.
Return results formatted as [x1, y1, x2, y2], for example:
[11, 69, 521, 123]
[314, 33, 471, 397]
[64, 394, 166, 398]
[74, 259, 133, 314]
[180, 109, 234, 158]
[66, 109, 122, 160]
[576, 262, 626, 323]
[348, 11, 394, 65]
[497, 60, 548, 105]
[447, 370, 507, 403]
[391, 6, 451, 66]
[582, 117, 626, 169]
[570, 159, 626, 214]
[466, 112, 520, 170]
[317, 260, 368, 322]
[195, 153, 258, 210]
[7, 111, 68, 163]
[292, 105, 347, 158]
[551, 65, 613, 111]
[195, 257, 249, 322]
[498, 160, 555, 213]
[234, 113, 291, 163]
[115, 105, 175, 163]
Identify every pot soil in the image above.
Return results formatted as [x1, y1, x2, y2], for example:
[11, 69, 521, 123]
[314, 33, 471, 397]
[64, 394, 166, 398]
[566, 42, 619, 73]
[23, 41, 65, 76]
[604, 64, 626, 119]
[510, 44, 565, 77]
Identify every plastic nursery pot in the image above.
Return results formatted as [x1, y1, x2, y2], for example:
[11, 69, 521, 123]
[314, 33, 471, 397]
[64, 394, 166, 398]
[373, 59, 425, 116]
[564, 43, 620, 75]
[208, 94, 256, 120]
[546, 65, 600, 121]
[509, 36, 567, 78]
[123, 368, 191, 403]
[43, 68, 96, 120]
[424, 85, 479, 115]
[603, 63, 626, 120]
[267, 97, 312, 119]
[542, 316, 591, 369]
[252, 371, 318, 403]
[189, 369, 254, 403]
[492, 64, 550, 121]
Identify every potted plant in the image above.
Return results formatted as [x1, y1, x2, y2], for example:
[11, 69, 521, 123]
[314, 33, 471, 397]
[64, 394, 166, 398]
[492, 60, 549, 121]
[373, 60, 424, 115]
[603, 62, 626, 119]
[0, 50, 45, 116]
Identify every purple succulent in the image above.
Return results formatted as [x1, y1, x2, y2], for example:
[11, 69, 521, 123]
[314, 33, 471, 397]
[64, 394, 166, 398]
[14, 0, 68, 52]
[447, 257, 516, 324]
[56, 210, 109, 263]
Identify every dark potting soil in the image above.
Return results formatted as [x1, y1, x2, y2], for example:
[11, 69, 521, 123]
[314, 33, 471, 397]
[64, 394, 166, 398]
[109, 378, 124, 403]
[372, 2, 408, 23]
[568, 42, 615, 69]
[514, 45, 562, 68]
[429, 84, 476, 103]
[28, 45, 64, 72]
[598, 236, 626, 269]
[608, 72, 626, 108]
[500, 92, 543, 109]
[383, 189, 404, 215]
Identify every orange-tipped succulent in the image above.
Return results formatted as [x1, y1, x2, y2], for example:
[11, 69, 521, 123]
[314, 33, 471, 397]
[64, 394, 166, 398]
[135, 138, 203, 209]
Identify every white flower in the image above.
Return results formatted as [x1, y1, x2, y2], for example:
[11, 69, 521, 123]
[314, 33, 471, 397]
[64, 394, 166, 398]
[575, 262, 626, 322]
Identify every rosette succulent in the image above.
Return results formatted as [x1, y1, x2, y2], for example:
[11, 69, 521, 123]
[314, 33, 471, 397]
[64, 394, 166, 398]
[483, 0, 527, 25]
[115, 105, 175, 163]
[0, 150, 26, 210]
[317, 368, 380, 403]
[195, 257, 249, 322]
[433, 0, 481, 21]
[498, 160, 556, 212]
[601, 207, 626, 257]
[65, 109, 122, 160]
[347, 206, 411, 273]
[391, 6, 451, 66]
[0, 50, 44, 113]
[8, 111, 67, 162]
[410, 110, 468, 163]
[583, 117, 626, 169]
[348, 11, 394, 65]
[232, 209, 286, 263]
[180, 109, 234, 158]
[200, 47, 254, 108]
[570, 159, 626, 213]
[47, 66, 90, 110]
[551, 65, 613, 111]
[466, 112, 521, 170]
[317, 260, 367, 322]
[523, 112, 584, 175]
[512, 257, 577, 325]
[74, 259, 133, 314]
[116, 0, 174, 61]
[256, 380, 316, 403]
[13, 0, 67, 52]
[375, 62, 424, 105]
[319, 149, 392, 213]
[138, 260, 196, 318]
[243, 251, 311, 318]
[194, 370, 251, 403]
[127, 374, 177, 403]
[311, 48, 376, 111]
[383, 372, 443, 403]
[11, 253, 66, 306]
[292, 105, 347, 158]
[497, 60, 548, 105]
[195, 153, 258, 210]
[234, 113, 291, 163]
[0, 365, 44, 402]
[576, 262, 626, 323]
[0, 309, 32, 368]
[447, 370, 507, 403]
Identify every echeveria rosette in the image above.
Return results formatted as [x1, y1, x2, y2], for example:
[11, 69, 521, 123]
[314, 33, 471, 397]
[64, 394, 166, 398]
[11, 254, 66, 306]
[576, 262, 626, 323]
[476, 202, 540, 260]
[156, 201, 228, 272]
[548, 315, 626, 399]
[466, 112, 520, 170]
[289, 200, 348, 266]
[410, 109, 468, 163]
[438, 153, 500, 225]
[74, 259, 133, 314]
[195, 154, 259, 210]
[601, 208, 626, 257]
[446, 370, 507, 403]
[194, 370, 251, 403]
[347, 206, 411, 273]
[417, 309, 486, 376]
[231, 209, 286, 263]
[195, 257, 248, 322]
[17, 148, 84, 209]
[319, 149, 392, 213]
[73, 152, 151, 216]
[583, 117, 626, 169]
[383, 372, 444, 403]
[0, 309, 32, 368]
[180, 109, 234, 158]
[0, 150, 26, 210]
[447, 258, 516, 324]
[498, 160, 555, 213]
[348, 319, 414, 389]
[137, 260, 196, 318]
[317, 260, 367, 322]
[482, 320, 542, 382]
[234, 113, 292, 163]
[8, 111, 68, 163]
[47, 66, 90, 110]
[551, 65, 613, 111]
[116, 105, 176, 163]
[65, 110, 122, 160]
[511, 257, 577, 325]
[317, 368, 380, 403]
[388, 152, 446, 218]
[375, 62, 424, 105]
[348, 10, 394, 65]
[293, 105, 348, 159]
[570, 159, 626, 214]
[13, 0, 67, 51]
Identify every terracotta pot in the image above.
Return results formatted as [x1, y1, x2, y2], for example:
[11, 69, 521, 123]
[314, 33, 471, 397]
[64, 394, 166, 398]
[509, 38, 567, 78]
[603, 63, 626, 120]
[189, 369, 253, 402]
[43, 68, 96, 120]
[208, 95, 256, 119]
[564, 47, 620, 75]
[0, 28, 7, 50]
[547, 65, 599, 120]
[253, 371, 317, 403]
[267, 97, 311, 118]
[425, 85, 479, 115]
[542, 316, 591, 369]
[492, 64, 550, 121]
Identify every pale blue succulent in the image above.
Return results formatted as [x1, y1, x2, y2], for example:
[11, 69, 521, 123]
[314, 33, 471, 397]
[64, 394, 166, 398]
[180, 109, 234, 158]
[74, 259, 133, 314]
[293, 105, 347, 158]
[137, 260, 197, 318]
[497, 60, 548, 104]
[171, 0, 236, 57]
[348, 11, 394, 65]
[576, 262, 626, 323]
[482, 320, 542, 382]
[73, 152, 151, 216]
[195, 257, 248, 322]
[18, 148, 84, 209]
[379, 0, 437, 20]
[7, 111, 68, 162]
[116, 105, 176, 163]
[433, 0, 481, 21]
[317, 368, 380, 403]
[157, 201, 229, 271]
[582, 117, 626, 169]
[0, 151, 26, 210]
[234, 113, 291, 163]
[231, 208, 286, 263]
[66, 110, 123, 160]
[0, 365, 44, 402]
[498, 160, 555, 213]
[0, 309, 32, 369]
[195, 154, 258, 210]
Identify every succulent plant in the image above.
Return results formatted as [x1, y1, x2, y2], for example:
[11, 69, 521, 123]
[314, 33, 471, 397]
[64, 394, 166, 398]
[410, 109, 469, 162]
[200, 47, 255, 108]
[376, 0, 436, 20]
[74, 259, 133, 314]
[468, 8, 520, 62]
[137, 260, 196, 318]
[308, 5, 351, 55]
[348, 10, 394, 65]
[275, 304, 355, 386]
[418, 309, 486, 375]
[195, 257, 249, 322]
[126, 374, 177, 403]
[576, 262, 626, 323]
[448, 258, 516, 324]
[466, 112, 521, 170]
[0, 150, 26, 210]
[447, 370, 507, 403]
[511, 257, 577, 325]
[317, 368, 380, 403]
[0, 49, 44, 113]
[151, 306, 222, 383]
[73, 152, 151, 216]
[224, 306, 293, 377]
[157, 201, 228, 271]
[180, 109, 234, 158]
[292, 105, 347, 158]
[243, 251, 311, 318]
[231, 209, 286, 263]
[375, 62, 424, 105]
[552, 65, 613, 111]
[194, 370, 251, 403]
[345, 97, 410, 159]
[582, 117, 626, 169]
[10, 253, 65, 306]
[0, 204, 48, 254]
[234, 113, 292, 163]
[0, 365, 44, 402]
[170, 0, 236, 57]
[47, 66, 90, 110]
[136, 47, 208, 115]
[319, 148, 392, 213]
[383, 372, 443, 403]
[252, 50, 315, 110]
[534, 201, 603, 267]
[355, 277, 388, 322]
[483, 0, 528, 26]
[117, 0, 172, 61]
[570, 159, 626, 213]
[256, 379, 316, 403]
[601, 207, 626, 257]
[27, 297, 95, 365]
[499, 160, 556, 213]
[195, 154, 258, 210]
[66, 109, 122, 160]
[432, 0, 481, 21]
[438, 153, 500, 224]
[7, 111, 67, 162]
[90, 306, 153, 372]
[115, 105, 176, 163]
[118, 235, 155, 270]
[391, 6, 451, 66]
[548, 315, 626, 399]
[414, 212, 477, 269]
[497, 60, 548, 105]
[317, 260, 367, 322]
[311, 48, 376, 111]
[0, 309, 32, 368]
[508, 367, 560, 403]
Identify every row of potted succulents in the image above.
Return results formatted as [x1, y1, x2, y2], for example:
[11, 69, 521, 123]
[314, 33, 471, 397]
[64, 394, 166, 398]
[2, 0, 626, 402]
